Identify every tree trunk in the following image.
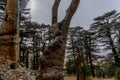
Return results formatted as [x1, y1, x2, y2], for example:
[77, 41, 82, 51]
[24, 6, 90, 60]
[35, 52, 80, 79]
[71, 36, 77, 75]
[87, 50, 95, 77]
[107, 30, 119, 66]
[0, 0, 19, 69]
[26, 48, 29, 68]
[76, 47, 86, 80]
[37, 0, 80, 80]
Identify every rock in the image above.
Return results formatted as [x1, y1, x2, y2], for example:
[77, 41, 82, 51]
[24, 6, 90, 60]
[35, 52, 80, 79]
[0, 61, 36, 80]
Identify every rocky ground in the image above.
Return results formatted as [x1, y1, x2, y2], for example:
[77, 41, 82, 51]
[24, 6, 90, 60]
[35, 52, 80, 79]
[0, 61, 115, 80]
[0, 61, 36, 80]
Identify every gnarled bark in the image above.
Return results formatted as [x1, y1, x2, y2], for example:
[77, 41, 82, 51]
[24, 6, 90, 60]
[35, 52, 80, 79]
[0, 0, 19, 69]
[37, 0, 80, 80]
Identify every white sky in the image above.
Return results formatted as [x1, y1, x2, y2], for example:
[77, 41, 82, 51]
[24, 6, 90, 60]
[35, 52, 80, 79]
[27, 0, 120, 29]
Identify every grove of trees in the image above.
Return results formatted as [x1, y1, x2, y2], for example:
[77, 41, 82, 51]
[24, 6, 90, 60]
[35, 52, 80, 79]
[0, 0, 120, 80]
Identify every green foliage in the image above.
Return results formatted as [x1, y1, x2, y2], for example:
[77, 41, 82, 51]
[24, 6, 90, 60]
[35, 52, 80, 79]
[94, 60, 117, 78]
[94, 64, 105, 78]
[84, 65, 92, 76]
[90, 10, 120, 67]
[115, 68, 120, 80]
[65, 59, 76, 75]
[100, 55, 117, 77]
[104, 63, 117, 77]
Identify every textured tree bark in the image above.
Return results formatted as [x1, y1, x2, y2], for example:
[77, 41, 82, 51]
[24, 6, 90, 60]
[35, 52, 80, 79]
[37, 0, 80, 80]
[0, 0, 19, 69]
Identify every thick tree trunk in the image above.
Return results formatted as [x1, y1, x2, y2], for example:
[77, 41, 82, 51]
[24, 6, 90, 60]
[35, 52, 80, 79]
[0, 0, 19, 69]
[37, 0, 80, 80]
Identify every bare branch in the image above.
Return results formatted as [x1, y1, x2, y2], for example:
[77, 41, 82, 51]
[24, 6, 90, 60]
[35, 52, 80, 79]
[63, 0, 80, 22]
[52, 0, 61, 24]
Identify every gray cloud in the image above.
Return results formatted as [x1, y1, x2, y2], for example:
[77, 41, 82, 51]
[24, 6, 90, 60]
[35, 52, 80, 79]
[27, 0, 120, 29]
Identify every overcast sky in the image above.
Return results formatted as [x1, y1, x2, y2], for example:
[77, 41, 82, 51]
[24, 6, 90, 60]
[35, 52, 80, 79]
[27, 0, 120, 29]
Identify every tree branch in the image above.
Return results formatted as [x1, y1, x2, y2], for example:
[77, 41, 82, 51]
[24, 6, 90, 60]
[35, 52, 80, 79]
[58, 0, 80, 37]
[52, 0, 61, 24]
[63, 0, 80, 22]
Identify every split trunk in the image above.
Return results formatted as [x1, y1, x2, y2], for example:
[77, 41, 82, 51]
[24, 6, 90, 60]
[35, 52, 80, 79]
[37, 0, 81, 80]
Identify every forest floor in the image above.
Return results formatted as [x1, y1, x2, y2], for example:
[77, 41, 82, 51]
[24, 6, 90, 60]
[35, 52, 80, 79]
[0, 61, 115, 80]
[64, 76, 114, 80]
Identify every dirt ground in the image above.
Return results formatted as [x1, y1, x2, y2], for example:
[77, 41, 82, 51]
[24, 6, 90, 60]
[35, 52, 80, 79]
[64, 76, 114, 80]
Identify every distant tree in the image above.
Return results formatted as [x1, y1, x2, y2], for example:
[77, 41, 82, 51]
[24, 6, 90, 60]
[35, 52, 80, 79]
[67, 26, 99, 78]
[82, 30, 98, 77]
[19, 19, 53, 70]
[19, 8, 31, 68]
[67, 26, 87, 80]
[112, 21, 120, 63]
[90, 10, 120, 67]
